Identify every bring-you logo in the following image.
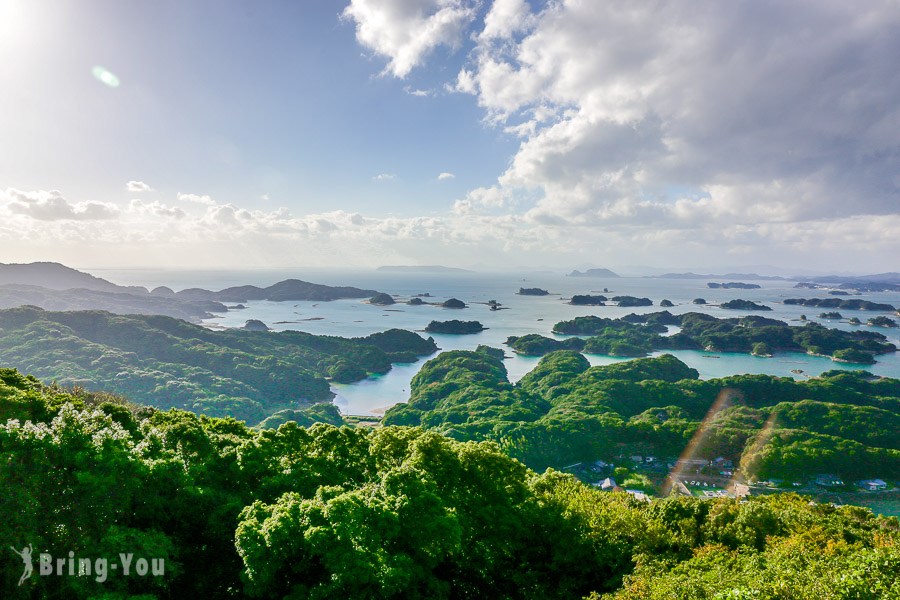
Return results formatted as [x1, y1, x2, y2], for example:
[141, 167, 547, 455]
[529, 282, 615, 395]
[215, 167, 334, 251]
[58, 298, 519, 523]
[10, 545, 165, 585]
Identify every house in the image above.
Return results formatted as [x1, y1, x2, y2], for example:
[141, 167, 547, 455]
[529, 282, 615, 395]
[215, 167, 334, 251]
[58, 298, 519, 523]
[814, 474, 844, 487]
[858, 479, 888, 491]
[713, 457, 734, 469]
[597, 477, 618, 491]
[630, 455, 643, 464]
[625, 490, 651, 502]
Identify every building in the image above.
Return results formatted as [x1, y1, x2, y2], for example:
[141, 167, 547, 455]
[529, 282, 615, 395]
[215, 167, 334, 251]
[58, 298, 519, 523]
[857, 479, 888, 491]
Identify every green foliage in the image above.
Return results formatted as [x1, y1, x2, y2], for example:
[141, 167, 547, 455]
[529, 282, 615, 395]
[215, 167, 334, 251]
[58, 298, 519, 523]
[3, 369, 900, 598]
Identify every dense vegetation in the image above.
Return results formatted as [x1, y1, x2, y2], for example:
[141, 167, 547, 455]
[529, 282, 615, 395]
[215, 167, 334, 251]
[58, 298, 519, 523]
[368, 292, 395, 305]
[4, 366, 897, 598]
[538, 311, 897, 364]
[0, 307, 436, 425]
[384, 350, 900, 481]
[424, 320, 485, 334]
[441, 298, 466, 308]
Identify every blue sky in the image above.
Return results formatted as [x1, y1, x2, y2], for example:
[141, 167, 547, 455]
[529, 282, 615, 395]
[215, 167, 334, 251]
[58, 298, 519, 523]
[1, 0, 898, 272]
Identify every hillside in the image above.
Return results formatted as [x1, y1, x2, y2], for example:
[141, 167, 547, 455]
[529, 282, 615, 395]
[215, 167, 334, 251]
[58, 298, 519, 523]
[0, 306, 436, 424]
[0, 261, 144, 292]
[384, 350, 900, 480]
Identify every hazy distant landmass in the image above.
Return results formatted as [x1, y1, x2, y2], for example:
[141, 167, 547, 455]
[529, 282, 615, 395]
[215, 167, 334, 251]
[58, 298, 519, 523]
[567, 268, 620, 278]
[175, 279, 381, 303]
[376, 265, 474, 273]
[653, 272, 790, 280]
[0, 261, 148, 293]
[0, 262, 384, 321]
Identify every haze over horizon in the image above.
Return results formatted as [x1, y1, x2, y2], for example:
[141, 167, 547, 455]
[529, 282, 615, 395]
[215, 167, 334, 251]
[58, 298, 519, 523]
[2, 0, 898, 273]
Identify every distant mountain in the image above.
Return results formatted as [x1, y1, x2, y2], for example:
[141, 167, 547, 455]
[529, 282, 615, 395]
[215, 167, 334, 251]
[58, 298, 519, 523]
[567, 268, 620, 278]
[652, 272, 791, 280]
[0, 261, 147, 293]
[806, 272, 900, 284]
[376, 265, 474, 273]
[175, 279, 381, 303]
[0, 284, 226, 321]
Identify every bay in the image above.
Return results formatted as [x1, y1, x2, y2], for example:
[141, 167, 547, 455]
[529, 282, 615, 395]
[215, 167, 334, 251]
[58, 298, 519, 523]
[92, 268, 900, 415]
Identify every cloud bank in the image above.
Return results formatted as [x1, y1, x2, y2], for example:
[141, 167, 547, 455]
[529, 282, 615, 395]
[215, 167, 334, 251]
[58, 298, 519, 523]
[344, 0, 900, 269]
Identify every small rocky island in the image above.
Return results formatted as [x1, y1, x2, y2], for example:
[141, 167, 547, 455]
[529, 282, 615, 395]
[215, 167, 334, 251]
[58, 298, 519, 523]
[442, 298, 467, 309]
[425, 320, 485, 334]
[518, 287, 550, 296]
[369, 293, 396, 306]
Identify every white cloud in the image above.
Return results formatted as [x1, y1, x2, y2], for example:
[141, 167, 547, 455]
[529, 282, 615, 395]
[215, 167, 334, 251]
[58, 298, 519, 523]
[342, 0, 477, 78]
[1, 188, 119, 221]
[373, 173, 396, 181]
[125, 181, 153, 193]
[405, 87, 432, 97]
[128, 199, 186, 219]
[441, 0, 900, 236]
[438, 172, 455, 180]
[177, 192, 216, 205]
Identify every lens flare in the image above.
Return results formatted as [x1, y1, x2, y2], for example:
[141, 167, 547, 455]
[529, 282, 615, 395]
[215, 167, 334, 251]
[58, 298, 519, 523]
[660, 387, 740, 497]
[91, 66, 120, 88]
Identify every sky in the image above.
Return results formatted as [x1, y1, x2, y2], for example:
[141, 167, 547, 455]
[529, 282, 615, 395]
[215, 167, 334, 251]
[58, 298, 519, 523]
[1, 0, 898, 274]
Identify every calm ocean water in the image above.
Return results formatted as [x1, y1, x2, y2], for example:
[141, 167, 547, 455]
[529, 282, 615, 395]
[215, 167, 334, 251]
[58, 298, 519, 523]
[93, 268, 900, 415]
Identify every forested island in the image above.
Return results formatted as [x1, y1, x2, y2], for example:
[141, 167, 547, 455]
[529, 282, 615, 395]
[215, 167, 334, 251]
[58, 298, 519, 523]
[0, 307, 436, 424]
[424, 320, 486, 334]
[707, 282, 762, 289]
[720, 299, 772, 311]
[3, 368, 899, 597]
[518, 287, 550, 296]
[568, 268, 620, 277]
[784, 297, 895, 311]
[506, 311, 898, 364]
[570, 294, 607, 305]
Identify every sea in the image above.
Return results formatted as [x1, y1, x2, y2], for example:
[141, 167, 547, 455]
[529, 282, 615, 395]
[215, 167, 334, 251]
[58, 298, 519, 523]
[91, 268, 900, 416]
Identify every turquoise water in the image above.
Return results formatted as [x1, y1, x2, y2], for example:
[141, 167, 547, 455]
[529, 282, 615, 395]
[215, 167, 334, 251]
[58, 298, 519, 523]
[93, 269, 900, 415]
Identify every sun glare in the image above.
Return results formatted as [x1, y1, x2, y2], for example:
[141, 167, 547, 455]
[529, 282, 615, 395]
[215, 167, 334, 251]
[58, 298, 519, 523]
[92, 65, 120, 88]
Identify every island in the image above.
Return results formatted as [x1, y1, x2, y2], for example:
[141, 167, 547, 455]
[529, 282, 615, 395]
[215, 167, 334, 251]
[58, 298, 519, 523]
[783, 298, 896, 312]
[424, 320, 485, 334]
[612, 295, 653, 307]
[707, 282, 762, 289]
[441, 298, 467, 308]
[818, 312, 842, 319]
[567, 268, 620, 278]
[518, 287, 550, 296]
[368, 292, 396, 306]
[242, 319, 270, 331]
[720, 299, 773, 311]
[868, 316, 898, 328]
[406, 297, 425, 305]
[569, 294, 607, 305]
[526, 310, 897, 365]
[659, 299, 674, 307]
[693, 298, 707, 304]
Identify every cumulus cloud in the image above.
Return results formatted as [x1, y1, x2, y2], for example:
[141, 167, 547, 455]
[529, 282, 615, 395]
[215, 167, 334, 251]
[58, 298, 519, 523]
[342, 0, 477, 77]
[125, 181, 153, 192]
[438, 172, 455, 180]
[439, 0, 900, 239]
[128, 199, 186, 219]
[373, 173, 396, 181]
[177, 192, 216, 205]
[1, 189, 119, 221]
